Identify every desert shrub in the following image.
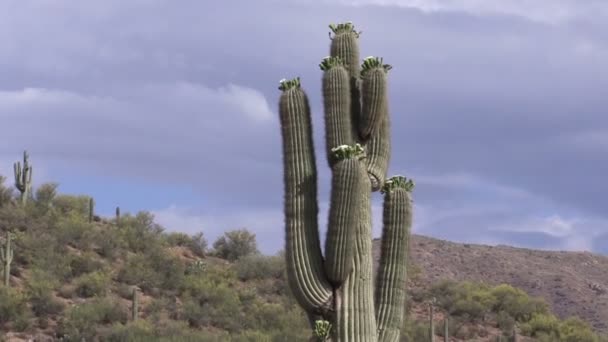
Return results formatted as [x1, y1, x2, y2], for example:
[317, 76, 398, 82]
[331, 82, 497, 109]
[212, 228, 259, 261]
[117, 211, 165, 254]
[496, 310, 516, 334]
[180, 276, 242, 331]
[520, 313, 560, 337]
[231, 330, 272, 342]
[491, 284, 548, 322]
[188, 231, 208, 257]
[0, 286, 30, 326]
[117, 249, 185, 292]
[54, 214, 94, 250]
[33, 182, 59, 217]
[69, 251, 104, 278]
[74, 270, 111, 298]
[235, 254, 284, 281]
[93, 227, 127, 260]
[26, 269, 65, 317]
[52, 194, 91, 218]
[165, 232, 192, 247]
[401, 318, 430, 342]
[57, 297, 128, 341]
[558, 317, 599, 342]
[0, 175, 14, 207]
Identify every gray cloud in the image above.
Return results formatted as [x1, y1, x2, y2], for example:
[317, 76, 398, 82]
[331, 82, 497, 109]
[1, 0, 607, 253]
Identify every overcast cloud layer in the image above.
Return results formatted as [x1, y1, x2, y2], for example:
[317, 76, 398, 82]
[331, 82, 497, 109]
[1, 0, 607, 254]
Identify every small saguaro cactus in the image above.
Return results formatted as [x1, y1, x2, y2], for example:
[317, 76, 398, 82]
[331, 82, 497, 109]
[89, 197, 95, 223]
[1, 232, 13, 287]
[131, 287, 139, 321]
[14, 151, 33, 206]
[278, 21, 414, 341]
[429, 297, 436, 342]
[444, 314, 449, 342]
[115, 206, 121, 224]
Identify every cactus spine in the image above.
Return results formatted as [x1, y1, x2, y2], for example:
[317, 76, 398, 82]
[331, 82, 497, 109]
[1, 232, 13, 287]
[278, 22, 414, 341]
[132, 287, 139, 321]
[13, 151, 32, 206]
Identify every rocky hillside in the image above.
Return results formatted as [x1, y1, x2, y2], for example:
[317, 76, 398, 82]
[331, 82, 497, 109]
[373, 234, 608, 333]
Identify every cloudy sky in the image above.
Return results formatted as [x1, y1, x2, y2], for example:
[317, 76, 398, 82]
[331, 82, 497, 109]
[1, 0, 607, 255]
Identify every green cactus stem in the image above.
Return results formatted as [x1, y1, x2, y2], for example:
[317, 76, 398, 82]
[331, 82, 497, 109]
[429, 298, 436, 342]
[0, 232, 13, 287]
[132, 287, 139, 321]
[278, 22, 414, 342]
[444, 314, 449, 342]
[321, 57, 355, 167]
[13, 151, 32, 206]
[89, 197, 95, 223]
[116, 206, 121, 225]
[360, 57, 392, 141]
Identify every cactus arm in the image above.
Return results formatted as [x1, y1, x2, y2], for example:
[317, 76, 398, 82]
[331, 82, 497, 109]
[375, 176, 414, 342]
[321, 57, 355, 167]
[329, 23, 362, 154]
[278, 78, 334, 315]
[323, 145, 366, 285]
[360, 57, 391, 141]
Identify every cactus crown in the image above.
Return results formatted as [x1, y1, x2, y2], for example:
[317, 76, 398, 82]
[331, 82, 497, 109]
[319, 56, 344, 71]
[381, 175, 415, 194]
[278, 77, 301, 91]
[331, 143, 365, 160]
[361, 56, 392, 76]
[329, 21, 360, 38]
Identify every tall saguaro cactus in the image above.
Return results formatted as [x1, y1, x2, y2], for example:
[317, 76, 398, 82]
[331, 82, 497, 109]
[1, 232, 13, 287]
[14, 151, 33, 206]
[278, 22, 414, 341]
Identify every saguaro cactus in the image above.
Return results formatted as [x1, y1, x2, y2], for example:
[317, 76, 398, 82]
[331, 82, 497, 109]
[115, 206, 121, 224]
[89, 197, 95, 223]
[429, 298, 436, 342]
[278, 22, 414, 341]
[444, 314, 449, 342]
[1, 232, 13, 287]
[14, 151, 32, 206]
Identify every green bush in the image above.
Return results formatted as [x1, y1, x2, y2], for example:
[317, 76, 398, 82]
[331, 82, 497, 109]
[0, 175, 14, 207]
[117, 211, 165, 254]
[74, 270, 111, 298]
[559, 317, 599, 342]
[25, 269, 65, 317]
[0, 286, 30, 326]
[235, 254, 284, 281]
[57, 297, 128, 341]
[180, 276, 242, 331]
[491, 284, 548, 322]
[69, 251, 104, 278]
[52, 194, 91, 218]
[54, 214, 94, 251]
[117, 249, 185, 292]
[212, 229, 259, 261]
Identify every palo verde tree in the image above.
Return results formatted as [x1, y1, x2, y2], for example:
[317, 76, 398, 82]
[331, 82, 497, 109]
[278, 22, 414, 341]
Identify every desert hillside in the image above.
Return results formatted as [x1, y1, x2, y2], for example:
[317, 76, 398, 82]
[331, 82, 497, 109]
[373, 234, 608, 333]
